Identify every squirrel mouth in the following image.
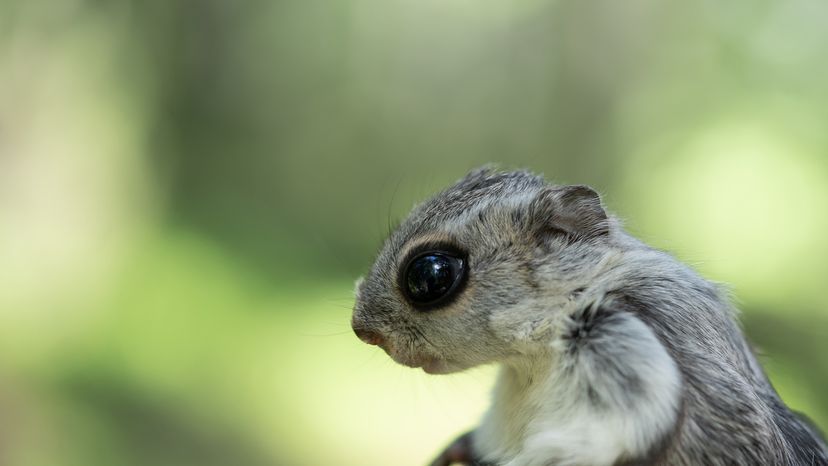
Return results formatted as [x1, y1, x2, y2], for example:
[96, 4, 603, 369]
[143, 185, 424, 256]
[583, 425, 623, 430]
[386, 348, 450, 374]
[375, 338, 455, 374]
[402, 355, 453, 374]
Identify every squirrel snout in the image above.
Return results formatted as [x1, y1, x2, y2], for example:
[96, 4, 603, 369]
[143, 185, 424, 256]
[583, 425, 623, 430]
[352, 324, 386, 346]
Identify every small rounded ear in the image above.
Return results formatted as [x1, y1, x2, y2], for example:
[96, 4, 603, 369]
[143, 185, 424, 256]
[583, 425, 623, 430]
[528, 185, 609, 241]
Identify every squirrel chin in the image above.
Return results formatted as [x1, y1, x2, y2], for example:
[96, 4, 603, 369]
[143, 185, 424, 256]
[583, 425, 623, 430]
[421, 358, 455, 375]
[393, 352, 459, 374]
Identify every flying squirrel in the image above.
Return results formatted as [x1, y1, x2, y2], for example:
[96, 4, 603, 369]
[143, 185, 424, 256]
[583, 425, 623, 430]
[351, 167, 828, 466]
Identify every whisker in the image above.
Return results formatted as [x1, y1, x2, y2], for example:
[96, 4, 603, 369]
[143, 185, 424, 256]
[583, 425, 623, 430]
[299, 330, 354, 337]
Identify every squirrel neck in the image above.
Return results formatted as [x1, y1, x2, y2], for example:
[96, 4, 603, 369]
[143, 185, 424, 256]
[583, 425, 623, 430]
[473, 356, 559, 461]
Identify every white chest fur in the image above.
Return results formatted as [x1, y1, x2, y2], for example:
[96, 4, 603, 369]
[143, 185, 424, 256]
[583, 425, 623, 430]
[474, 312, 682, 466]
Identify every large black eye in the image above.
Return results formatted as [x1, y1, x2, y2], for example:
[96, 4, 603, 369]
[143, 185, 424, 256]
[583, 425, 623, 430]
[403, 251, 467, 308]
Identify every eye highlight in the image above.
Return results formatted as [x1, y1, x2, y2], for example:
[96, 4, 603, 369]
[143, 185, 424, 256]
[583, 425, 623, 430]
[402, 250, 467, 308]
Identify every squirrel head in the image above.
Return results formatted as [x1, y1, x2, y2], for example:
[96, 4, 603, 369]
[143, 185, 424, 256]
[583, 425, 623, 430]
[352, 167, 614, 373]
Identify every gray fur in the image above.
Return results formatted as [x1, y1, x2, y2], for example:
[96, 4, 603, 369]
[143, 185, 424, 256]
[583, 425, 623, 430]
[352, 167, 828, 466]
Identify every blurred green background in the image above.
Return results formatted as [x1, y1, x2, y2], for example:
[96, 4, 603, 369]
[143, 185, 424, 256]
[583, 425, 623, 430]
[1, 1, 827, 465]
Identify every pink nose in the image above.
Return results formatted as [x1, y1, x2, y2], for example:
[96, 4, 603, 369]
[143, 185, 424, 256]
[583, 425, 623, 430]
[353, 326, 385, 346]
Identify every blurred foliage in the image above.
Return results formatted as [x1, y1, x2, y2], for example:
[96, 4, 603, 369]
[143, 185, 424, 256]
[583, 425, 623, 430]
[1, 1, 827, 465]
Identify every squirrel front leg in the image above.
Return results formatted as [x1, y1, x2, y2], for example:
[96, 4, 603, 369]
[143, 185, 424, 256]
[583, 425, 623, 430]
[429, 431, 493, 466]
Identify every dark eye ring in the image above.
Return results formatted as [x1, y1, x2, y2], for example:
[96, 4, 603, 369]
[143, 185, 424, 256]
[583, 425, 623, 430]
[401, 248, 468, 309]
